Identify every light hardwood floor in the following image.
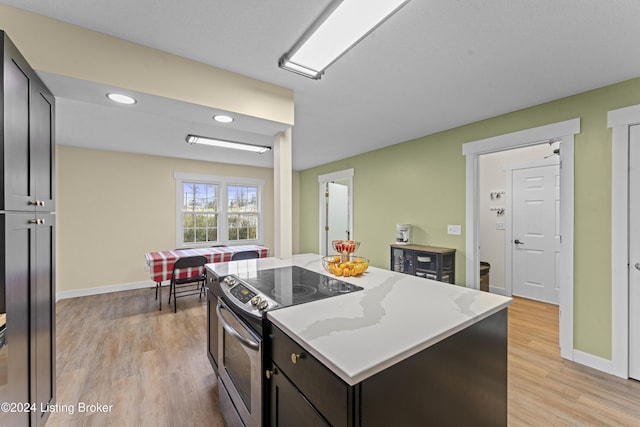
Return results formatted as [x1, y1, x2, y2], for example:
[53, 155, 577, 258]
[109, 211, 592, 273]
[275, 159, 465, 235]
[508, 297, 640, 426]
[48, 290, 640, 426]
[48, 287, 225, 427]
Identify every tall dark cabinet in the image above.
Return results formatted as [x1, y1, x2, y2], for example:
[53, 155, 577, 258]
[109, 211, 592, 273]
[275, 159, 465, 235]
[0, 31, 56, 427]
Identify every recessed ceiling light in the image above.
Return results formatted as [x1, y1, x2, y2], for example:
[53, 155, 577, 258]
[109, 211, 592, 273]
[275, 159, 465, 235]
[106, 93, 137, 105]
[213, 115, 234, 123]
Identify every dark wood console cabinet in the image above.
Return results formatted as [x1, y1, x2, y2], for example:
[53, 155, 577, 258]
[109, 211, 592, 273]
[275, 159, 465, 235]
[390, 244, 456, 283]
[1, 31, 56, 427]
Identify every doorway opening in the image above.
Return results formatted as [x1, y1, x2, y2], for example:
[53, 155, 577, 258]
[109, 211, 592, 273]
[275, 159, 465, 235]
[318, 169, 354, 256]
[463, 118, 579, 361]
[479, 144, 560, 304]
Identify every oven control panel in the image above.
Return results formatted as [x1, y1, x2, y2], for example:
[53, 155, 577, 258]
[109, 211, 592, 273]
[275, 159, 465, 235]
[221, 275, 278, 315]
[229, 283, 256, 304]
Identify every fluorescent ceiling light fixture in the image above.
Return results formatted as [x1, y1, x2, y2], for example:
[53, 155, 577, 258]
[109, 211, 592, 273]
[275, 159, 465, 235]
[213, 114, 234, 123]
[279, 0, 411, 79]
[186, 134, 271, 154]
[106, 93, 137, 105]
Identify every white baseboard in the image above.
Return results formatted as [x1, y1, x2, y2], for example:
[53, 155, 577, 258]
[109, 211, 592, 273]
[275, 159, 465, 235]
[572, 349, 625, 378]
[56, 280, 160, 301]
[489, 285, 507, 296]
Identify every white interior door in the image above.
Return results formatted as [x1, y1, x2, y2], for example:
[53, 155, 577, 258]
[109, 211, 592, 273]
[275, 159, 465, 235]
[318, 169, 354, 256]
[325, 182, 349, 255]
[629, 124, 640, 380]
[512, 163, 560, 304]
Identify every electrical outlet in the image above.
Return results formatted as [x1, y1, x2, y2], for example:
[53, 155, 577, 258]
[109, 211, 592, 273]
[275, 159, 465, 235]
[496, 222, 505, 230]
[447, 225, 462, 235]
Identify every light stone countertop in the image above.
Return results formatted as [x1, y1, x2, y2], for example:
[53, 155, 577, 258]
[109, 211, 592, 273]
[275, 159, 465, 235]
[207, 253, 512, 386]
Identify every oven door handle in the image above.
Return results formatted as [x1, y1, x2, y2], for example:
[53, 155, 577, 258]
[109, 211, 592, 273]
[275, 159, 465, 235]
[216, 302, 260, 351]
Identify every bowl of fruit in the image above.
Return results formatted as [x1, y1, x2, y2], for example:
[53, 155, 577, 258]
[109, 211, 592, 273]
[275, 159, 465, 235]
[322, 254, 369, 277]
[331, 240, 360, 261]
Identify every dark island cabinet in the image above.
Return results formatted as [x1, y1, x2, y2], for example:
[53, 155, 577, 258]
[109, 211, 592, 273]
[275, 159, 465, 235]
[267, 325, 356, 427]
[390, 244, 456, 283]
[269, 364, 330, 427]
[1, 31, 56, 427]
[267, 309, 507, 427]
[205, 272, 220, 374]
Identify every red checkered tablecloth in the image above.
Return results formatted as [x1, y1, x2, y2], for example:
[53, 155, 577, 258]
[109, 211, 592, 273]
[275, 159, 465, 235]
[144, 245, 269, 282]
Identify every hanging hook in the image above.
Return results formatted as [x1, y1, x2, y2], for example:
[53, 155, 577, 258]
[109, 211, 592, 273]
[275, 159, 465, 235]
[490, 207, 505, 216]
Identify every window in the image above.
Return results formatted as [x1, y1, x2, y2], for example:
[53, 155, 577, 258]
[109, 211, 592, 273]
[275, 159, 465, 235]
[175, 173, 264, 247]
[227, 185, 258, 241]
[181, 182, 219, 244]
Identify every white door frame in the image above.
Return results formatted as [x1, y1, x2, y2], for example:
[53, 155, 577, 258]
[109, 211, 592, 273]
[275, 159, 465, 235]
[608, 103, 640, 378]
[318, 169, 354, 255]
[504, 157, 560, 300]
[462, 118, 579, 361]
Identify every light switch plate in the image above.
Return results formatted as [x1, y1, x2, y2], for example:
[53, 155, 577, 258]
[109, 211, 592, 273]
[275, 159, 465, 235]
[496, 222, 505, 230]
[447, 224, 462, 235]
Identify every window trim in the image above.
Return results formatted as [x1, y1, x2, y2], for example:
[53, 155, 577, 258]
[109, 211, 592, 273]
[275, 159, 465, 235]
[175, 172, 265, 248]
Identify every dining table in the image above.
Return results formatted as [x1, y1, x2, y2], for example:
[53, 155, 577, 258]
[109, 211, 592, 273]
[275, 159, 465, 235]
[145, 245, 269, 309]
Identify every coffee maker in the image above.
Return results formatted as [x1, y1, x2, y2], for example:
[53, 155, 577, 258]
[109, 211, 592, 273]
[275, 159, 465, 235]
[395, 224, 411, 245]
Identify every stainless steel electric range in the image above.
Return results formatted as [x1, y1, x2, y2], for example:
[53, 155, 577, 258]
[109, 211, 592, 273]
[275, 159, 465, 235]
[206, 265, 363, 427]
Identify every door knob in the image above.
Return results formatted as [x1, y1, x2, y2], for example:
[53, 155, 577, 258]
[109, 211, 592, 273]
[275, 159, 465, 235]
[635, 262, 640, 271]
[514, 239, 525, 245]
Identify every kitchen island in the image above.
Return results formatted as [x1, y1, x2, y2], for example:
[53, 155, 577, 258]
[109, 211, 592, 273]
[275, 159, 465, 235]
[207, 254, 512, 426]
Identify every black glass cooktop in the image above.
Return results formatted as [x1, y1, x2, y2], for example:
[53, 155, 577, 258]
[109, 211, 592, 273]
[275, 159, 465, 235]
[235, 266, 363, 308]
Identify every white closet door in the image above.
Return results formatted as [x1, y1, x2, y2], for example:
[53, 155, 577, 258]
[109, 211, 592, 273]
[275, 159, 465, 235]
[629, 124, 640, 380]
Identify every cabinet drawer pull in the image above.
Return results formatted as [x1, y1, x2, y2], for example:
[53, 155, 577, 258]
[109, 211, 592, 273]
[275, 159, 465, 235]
[265, 368, 277, 379]
[29, 219, 46, 225]
[291, 353, 302, 364]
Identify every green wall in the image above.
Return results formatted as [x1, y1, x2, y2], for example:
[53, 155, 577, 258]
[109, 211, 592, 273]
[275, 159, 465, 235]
[298, 76, 640, 360]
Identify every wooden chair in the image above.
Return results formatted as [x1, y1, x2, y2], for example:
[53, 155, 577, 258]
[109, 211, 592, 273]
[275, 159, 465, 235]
[231, 250, 259, 261]
[168, 255, 208, 313]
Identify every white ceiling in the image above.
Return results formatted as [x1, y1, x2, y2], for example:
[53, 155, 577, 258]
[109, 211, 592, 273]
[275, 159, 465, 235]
[2, 0, 640, 170]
